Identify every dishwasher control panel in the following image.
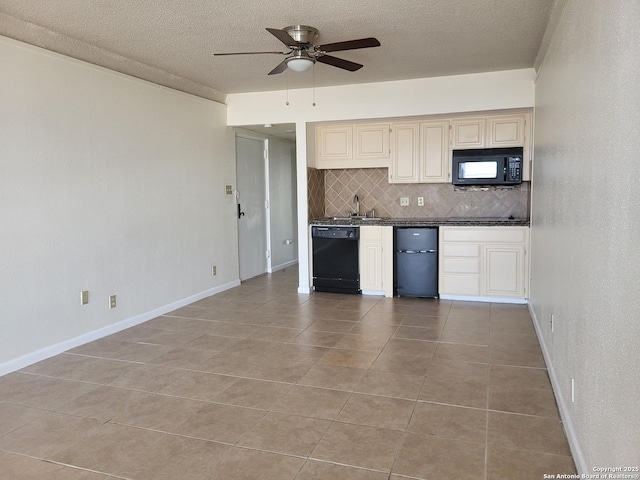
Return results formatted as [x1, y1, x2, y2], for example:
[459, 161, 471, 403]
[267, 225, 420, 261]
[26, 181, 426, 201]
[312, 226, 359, 240]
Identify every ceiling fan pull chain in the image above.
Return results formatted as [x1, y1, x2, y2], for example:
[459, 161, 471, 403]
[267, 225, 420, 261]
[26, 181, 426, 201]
[312, 64, 316, 107]
[286, 70, 290, 106]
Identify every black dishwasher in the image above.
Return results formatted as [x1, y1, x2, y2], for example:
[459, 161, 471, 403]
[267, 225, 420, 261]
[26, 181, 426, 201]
[312, 226, 360, 294]
[395, 227, 438, 297]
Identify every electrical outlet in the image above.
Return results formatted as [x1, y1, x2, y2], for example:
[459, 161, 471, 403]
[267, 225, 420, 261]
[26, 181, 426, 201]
[417, 197, 424, 207]
[400, 197, 410, 206]
[80, 290, 89, 306]
[212, 265, 217, 276]
[109, 295, 117, 309]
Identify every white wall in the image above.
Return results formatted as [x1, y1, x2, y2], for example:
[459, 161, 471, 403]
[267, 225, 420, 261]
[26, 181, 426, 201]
[227, 69, 536, 292]
[530, 0, 640, 470]
[0, 37, 238, 372]
[268, 138, 298, 271]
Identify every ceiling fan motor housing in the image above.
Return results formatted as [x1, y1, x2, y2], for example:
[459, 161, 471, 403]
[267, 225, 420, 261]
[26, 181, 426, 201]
[284, 25, 319, 45]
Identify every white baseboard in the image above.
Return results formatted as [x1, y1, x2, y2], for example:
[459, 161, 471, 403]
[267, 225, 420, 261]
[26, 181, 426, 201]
[361, 290, 385, 297]
[440, 294, 527, 304]
[528, 304, 587, 474]
[0, 279, 241, 377]
[269, 259, 298, 274]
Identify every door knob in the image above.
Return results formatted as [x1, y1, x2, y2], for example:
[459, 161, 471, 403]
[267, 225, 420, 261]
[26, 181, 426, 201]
[237, 204, 245, 219]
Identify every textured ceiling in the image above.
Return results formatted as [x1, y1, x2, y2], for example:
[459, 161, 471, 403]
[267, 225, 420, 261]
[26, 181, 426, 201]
[0, 1, 555, 103]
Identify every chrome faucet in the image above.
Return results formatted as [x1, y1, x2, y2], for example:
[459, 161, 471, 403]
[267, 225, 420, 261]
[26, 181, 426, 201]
[353, 195, 360, 216]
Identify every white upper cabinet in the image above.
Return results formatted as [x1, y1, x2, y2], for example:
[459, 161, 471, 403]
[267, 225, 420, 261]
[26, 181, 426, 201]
[315, 123, 390, 169]
[450, 117, 486, 148]
[487, 114, 527, 147]
[389, 120, 449, 184]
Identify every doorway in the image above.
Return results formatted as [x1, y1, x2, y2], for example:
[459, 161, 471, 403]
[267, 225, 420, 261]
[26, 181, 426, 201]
[236, 135, 268, 281]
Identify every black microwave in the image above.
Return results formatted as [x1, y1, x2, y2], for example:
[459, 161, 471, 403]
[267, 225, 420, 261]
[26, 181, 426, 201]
[452, 147, 523, 186]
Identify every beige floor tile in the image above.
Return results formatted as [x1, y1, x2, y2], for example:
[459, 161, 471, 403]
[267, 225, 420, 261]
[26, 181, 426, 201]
[296, 460, 389, 480]
[297, 364, 367, 391]
[427, 358, 489, 383]
[248, 326, 304, 342]
[111, 393, 204, 432]
[337, 393, 415, 431]
[107, 363, 187, 392]
[22, 354, 140, 384]
[488, 411, 572, 456]
[358, 311, 405, 325]
[54, 385, 151, 420]
[272, 385, 351, 420]
[0, 450, 109, 479]
[438, 327, 490, 345]
[355, 369, 424, 400]
[158, 371, 238, 401]
[401, 315, 447, 328]
[127, 327, 206, 346]
[318, 349, 379, 369]
[408, 402, 487, 444]
[333, 334, 389, 352]
[490, 364, 552, 389]
[370, 352, 431, 376]
[490, 343, 546, 368]
[68, 338, 173, 363]
[266, 315, 317, 329]
[237, 412, 331, 456]
[392, 432, 486, 480]
[241, 359, 315, 383]
[381, 338, 437, 357]
[0, 411, 102, 458]
[486, 446, 577, 480]
[147, 346, 221, 370]
[183, 334, 242, 351]
[419, 376, 488, 409]
[211, 322, 265, 338]
[202, 447, 305, 480]
[310, 422, 404, 472]
[175, 402, 266, 443]
[444, 316, 490, 330]
[393, 325, 441, 341]
[144, 315, 223, 333]
[292, 330, 346, 347]
[52, 422, 227, 480]
[347, 322, 398, 337]
[0, 373, 99, 410]
[0, 402, 46, 436]
[434, 342, 489, 363]
[212, 377, 292, 409]
[490, 384, 560, 418]
[165, 305, 208, 318]
[307, 319, 359, 333]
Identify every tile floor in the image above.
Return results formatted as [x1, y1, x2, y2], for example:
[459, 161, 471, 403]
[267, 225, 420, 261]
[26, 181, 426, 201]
[0, 267, 577, 480]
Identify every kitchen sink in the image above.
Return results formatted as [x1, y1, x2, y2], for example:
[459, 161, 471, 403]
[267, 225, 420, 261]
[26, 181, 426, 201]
[333, 216, 367, 220]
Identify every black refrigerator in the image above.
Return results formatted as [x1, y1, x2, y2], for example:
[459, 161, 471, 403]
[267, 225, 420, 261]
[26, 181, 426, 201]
[395, 227, 438, 297]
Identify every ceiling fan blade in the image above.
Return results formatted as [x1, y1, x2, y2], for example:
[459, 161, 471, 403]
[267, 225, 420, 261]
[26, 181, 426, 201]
[268, 60, 289, 75]
[316, 55, 363, 72]
[318, 37, 381, 53]
[214, 51, 287, 56]
[266, 28, 299, 47]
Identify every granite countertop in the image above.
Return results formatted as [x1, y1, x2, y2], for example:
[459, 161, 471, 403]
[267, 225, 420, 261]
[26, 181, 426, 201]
[309, 216, 530, 227]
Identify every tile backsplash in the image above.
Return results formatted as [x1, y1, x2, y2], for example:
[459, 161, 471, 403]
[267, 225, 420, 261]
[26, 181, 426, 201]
[322, 168, 529, 218]
[307, 167, 325, 219]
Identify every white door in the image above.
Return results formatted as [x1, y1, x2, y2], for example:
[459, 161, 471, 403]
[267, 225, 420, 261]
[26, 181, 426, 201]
[236, 136, 268, 280]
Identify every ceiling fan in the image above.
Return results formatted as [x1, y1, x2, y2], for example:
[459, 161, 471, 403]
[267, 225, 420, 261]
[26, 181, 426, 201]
[214, 25, 380, 75]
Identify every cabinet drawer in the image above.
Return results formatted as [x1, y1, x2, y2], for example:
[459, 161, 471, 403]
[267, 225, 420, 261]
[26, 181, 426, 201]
[441, 274, 481, 295]
[443, 257, 480, 274]
[442, 243, 480, 257]
[442, 227, 527, 243]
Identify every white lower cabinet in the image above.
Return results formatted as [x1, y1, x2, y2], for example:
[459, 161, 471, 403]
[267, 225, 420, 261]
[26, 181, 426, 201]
[359, 226, 394, 297]
[439, 226, 529, 301]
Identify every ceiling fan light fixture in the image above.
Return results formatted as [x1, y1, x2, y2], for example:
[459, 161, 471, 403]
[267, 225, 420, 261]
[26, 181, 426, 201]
[285, 54, 315, 72]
